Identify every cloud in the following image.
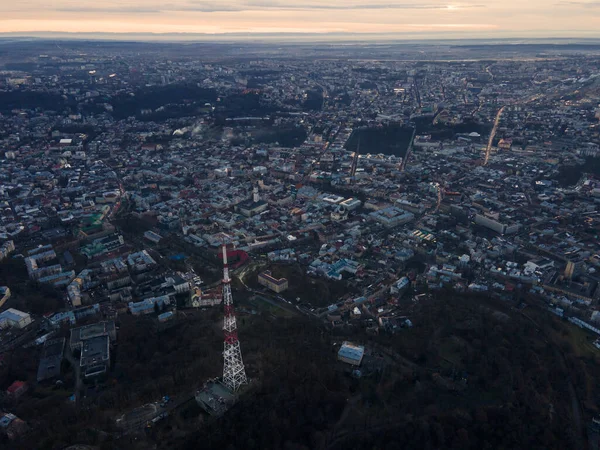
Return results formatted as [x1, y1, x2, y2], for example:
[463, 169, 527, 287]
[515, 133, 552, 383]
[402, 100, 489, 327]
[56, 7, 161, 14]
[179, 1, 486, 12]
[50, 1, 486, 14]
[556, 1, 600, 6]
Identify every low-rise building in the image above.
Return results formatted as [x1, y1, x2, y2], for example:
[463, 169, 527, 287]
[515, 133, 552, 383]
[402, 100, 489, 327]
[70, 321, 116, 352]
[144, 230, 163, 243]
[0, 309, 32, 329]
[6, 381, 28, 399]
[258, 271, 289, 293]
[337, 341, 365, 366]
[369, 206, 414, 228]
[37, 338, 65, 382]
[0, 286, 11, 308]
[128, 295, 170, 315]
[475, 213, 520, 235]
[0, 240, 15, 260]
[80, 335, 110, 378]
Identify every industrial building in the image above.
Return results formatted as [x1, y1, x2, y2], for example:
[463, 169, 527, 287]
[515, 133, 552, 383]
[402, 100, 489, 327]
[337, 341, 365, 366]
[258, 271, 289, 293]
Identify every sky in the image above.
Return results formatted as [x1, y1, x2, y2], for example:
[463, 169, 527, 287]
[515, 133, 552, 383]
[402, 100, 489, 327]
[1, 0, 600, 39]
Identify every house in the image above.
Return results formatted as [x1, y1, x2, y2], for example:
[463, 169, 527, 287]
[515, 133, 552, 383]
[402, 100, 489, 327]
[6, 381, 28, 399]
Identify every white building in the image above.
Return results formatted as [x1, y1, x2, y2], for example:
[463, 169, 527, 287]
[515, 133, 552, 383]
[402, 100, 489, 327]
[0, 309, 32, 329]
[337, 341, 365, 366]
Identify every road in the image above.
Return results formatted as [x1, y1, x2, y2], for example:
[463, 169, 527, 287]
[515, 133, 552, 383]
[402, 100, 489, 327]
[64, 345, 83, 404]
[116, 392, 194, 433]
[483, 105, 505, 166]
[400, 127, 417, 172]
[520, 307, 586, 450]
[432, 182, 442, 213]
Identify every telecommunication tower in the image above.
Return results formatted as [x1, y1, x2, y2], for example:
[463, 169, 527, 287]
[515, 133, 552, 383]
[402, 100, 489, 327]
[221, 244, 248, 392]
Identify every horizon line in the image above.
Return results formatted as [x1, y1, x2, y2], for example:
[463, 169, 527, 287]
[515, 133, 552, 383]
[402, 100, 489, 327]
[2, 31, 600, 43]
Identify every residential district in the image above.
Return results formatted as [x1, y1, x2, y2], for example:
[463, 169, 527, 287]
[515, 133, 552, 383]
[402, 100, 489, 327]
[0, 40, 600, 448]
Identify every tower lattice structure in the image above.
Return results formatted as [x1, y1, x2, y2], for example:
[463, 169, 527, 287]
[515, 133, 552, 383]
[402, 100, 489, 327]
[221, 244, 248, 392]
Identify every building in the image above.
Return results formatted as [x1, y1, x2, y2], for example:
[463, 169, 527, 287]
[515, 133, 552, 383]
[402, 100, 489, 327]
[144, 230, 163, 244]
[6, 381, 28, 399]
[337, 341, 365, 366]
[0, 309, 32, 329]
[390, 277, 410, 295]
[237, 198, 268, 217]
[0, 412, 28, 440]
[236, 185, 269, 217]
[340, 197, 362, 211]
[80, 335, 111, 378]
[49, 311, 76, 327]
[158, 311, 175, 322]
[369, 206, 414, 228]
[128, 295, 170, 315]
[70, 321, 115, 378]
[258, 271, 289, 293]
[475, 213, 520, 235]
[37, 338, 65, 382]
[0, 286, 11, 308]
[0, 240, 15, 261]
[66, 269, 92, 307]
[126, 250, 157, 271]
[70, 321, 116, 351]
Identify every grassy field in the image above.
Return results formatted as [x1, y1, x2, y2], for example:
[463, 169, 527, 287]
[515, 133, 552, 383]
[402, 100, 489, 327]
[248, 296, 295, 318]
[246, 263, 359, 308]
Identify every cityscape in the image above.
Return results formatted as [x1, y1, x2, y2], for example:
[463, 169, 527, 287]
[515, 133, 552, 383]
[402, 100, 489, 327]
[0, 36, 599, 449]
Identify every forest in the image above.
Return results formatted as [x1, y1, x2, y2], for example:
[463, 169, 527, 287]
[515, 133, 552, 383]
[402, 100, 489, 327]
[110, 84, 217, 120]
[555, 157, 600, 187]
[166, 292, 600, 450]
[2, 275, 600, 450]
[345, 125, 414, 158]
[0, 90, 71, 113]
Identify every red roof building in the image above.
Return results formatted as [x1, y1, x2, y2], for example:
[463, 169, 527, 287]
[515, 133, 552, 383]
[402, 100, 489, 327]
[6, 381, 28, 399]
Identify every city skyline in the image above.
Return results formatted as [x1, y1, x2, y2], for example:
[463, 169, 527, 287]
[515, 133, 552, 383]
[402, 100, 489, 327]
[2, 1, 600, 39]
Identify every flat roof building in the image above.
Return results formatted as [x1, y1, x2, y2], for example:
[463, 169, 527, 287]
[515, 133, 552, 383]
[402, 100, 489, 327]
[37, 338, 65, 382]
[369, 206, 414, 228]
[258, 271, 289, 293]
[70, 321, 116, 351]
[338, 341, 365, 366]
[80, 335, 110, 378]
[0, 309, 32, 329]
[475, 213, 520, 235]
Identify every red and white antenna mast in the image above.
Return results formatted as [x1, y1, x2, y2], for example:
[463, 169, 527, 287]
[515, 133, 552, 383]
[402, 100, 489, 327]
[221, 243, 248, 392]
